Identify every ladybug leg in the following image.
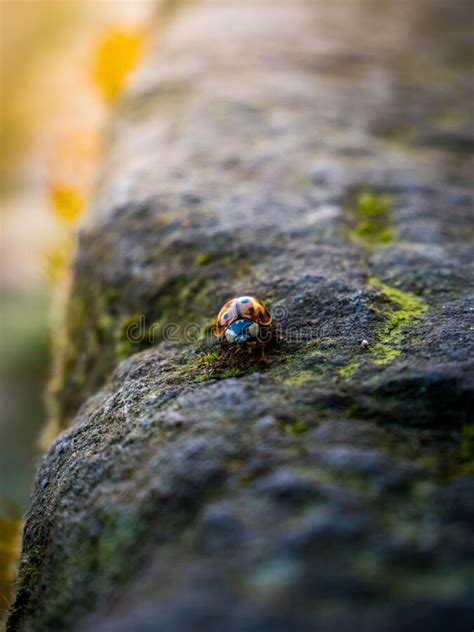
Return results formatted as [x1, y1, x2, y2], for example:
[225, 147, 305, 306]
[220, 341, 230, 359]
[260, 346, 271, 364]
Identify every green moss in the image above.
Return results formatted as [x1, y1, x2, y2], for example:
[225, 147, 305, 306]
[338, 359, 361, 379]
[12, 457, 229, 629]
[115, 313, 145, 359]
[369, 277, 428, 365]
[222, 366, 247, 379]
[284, 370, 314, 386]
[348, 191, 396, 246]
[25, 512, 147, 628]
[278, 419, 308, 435]
[300, 340, 329, 360]
[190, 349, 269, 383]
[290, 420, 308, 435]
[459, 424, 474, 461]
[7, 544, 44, 630]
[199, 352, 220, 362]
[150, 275, 214, 336]
[96, 512, 144, 582]
[303, 338, 322, 350]
[97, 313, 114, 334]
[194, 351, 220, 379]
[338, 278, 428, 376]
[395, 568, 473, 600]
[268, 340, 335, 386]
[195, 252, 211, 265]
[115, 340, 133, 359]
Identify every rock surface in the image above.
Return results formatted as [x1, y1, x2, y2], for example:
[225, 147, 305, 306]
[8, 1, 474, 630]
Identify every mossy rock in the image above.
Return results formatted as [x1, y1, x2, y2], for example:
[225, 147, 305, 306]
[8, 1, 474, 630]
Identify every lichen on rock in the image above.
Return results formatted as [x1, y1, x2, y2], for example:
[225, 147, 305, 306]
[348, 191, 396, 246]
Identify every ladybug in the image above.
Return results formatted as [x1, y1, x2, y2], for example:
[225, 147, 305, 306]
[215, 296, 273, 359]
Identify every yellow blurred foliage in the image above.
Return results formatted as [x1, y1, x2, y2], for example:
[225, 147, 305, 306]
[92, 27, 145, 103]
[44, 245, 74, 283]
[1, 4, 152, 615]
[45, 25, 146, 280]
[0, 1, 81, 195]
[46, 128, 99, 278]
[47, 127, 100, 226]
[49, 185, 85, 223]
[0, 508, 22, 618]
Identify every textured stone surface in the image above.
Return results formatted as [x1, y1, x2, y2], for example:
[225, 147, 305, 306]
[9, 1, 474, 630]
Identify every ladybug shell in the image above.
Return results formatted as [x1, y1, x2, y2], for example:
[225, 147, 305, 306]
[215, 296, 272, 336]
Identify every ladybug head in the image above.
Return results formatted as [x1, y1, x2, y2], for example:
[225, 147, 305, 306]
[224, 319, 259, 345]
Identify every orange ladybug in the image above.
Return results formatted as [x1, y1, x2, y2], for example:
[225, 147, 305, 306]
[215, 296, 272, 350]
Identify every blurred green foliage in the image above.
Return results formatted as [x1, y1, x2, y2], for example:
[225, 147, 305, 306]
[0, 292, 51, 506]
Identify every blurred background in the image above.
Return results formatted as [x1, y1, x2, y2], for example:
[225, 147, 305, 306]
[0, 0, 153, 608]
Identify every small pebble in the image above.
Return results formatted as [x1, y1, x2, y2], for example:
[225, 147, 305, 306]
[361, 339, 369, 349]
